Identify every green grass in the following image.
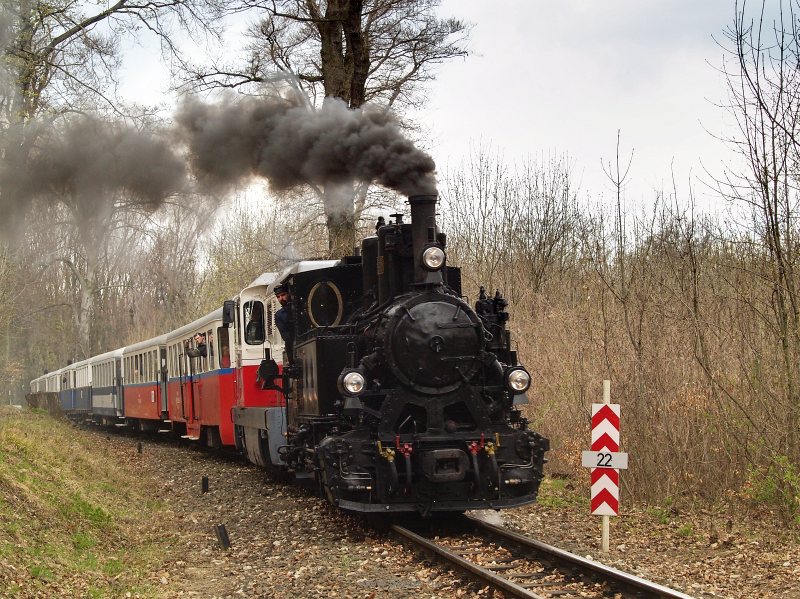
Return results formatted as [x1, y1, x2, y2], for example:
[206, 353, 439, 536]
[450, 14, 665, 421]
[29, 564, 53, 580]
[71, 531, 97, 552]
[646, 505, 671, 525]
[676, 523, 694, 538]
[536, 476, 587, 509]
[0, 408, 174, 598]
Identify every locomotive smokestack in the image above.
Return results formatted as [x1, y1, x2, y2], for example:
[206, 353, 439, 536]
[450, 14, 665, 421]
[408, 194, 442, 286]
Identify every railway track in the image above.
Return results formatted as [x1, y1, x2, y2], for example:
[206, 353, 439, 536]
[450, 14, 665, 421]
[392, 516, 695, 598]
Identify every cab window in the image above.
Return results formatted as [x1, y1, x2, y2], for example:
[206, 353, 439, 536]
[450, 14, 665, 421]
[244, 300, 265, 345]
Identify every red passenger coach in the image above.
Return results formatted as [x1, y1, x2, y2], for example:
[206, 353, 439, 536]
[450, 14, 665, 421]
[228, 273, 291, 467]
[122, 335, 168, 432]
[230, 264, 336, 470]
[166, 309, 236, 446]
[232, 274, 285, 412]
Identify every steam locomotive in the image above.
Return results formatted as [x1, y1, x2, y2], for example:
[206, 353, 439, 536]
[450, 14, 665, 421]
[236, 194, 548, 514]
[29, 194, 548, 515]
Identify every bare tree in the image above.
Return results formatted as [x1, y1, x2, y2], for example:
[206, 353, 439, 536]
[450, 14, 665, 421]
[186, 0, 470, 257]
[716, 0, 800, 468]
[1, 0, 224, 127]
[442, 147, 579, 306]
[0, 2, 226, 355]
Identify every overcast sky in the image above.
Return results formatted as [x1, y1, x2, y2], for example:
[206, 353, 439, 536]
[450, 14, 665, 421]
[421, 0, 737, 211]
[119, 0, 742, 212]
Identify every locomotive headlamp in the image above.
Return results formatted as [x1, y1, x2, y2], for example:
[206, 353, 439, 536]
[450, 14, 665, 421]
[339, 369, 366, 396]
[505, 367, 531, 393]
[421, 246, 446, 270]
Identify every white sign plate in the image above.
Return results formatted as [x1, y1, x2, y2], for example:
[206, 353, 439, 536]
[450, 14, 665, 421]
[582, 450, 628, 470]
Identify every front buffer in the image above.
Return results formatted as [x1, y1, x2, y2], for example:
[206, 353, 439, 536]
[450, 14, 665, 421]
[316, 425, 549, 514]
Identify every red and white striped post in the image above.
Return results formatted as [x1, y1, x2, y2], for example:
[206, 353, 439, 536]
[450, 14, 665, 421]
[582, 380, 628, 553]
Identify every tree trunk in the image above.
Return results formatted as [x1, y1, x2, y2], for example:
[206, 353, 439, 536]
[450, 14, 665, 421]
[326, 210, 356, 258]
[318, 0, 349, 103]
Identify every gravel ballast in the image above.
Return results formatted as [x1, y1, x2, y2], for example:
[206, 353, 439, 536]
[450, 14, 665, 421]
[84, 427, 798, 599]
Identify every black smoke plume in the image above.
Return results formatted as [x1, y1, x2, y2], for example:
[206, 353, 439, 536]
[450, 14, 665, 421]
[175, 95, 438, 198]
[0, 93, 438, 240]
[0, 115, 187, 229]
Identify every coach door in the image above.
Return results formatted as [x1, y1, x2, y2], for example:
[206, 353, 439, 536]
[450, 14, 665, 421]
[185, 334, 204, 430]
[159, 347, 168, 418]
[177, 345, 190, 423]
[233, 299, 244, 404]
[186, 346, 197, 423]
[114, 358, 123, 416]
[190, 344, 202, 423]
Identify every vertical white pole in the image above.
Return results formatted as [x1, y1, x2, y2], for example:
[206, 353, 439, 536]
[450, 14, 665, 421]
[601, 379, 611, 553]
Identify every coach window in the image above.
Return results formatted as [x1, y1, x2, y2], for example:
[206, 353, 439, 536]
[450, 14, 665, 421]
[206, 329, 215, 369]
[187, 337, 197, 373]
[244, 300, 265, 345]
[217, 326, 230, 368]
[195, 337, 204, 373]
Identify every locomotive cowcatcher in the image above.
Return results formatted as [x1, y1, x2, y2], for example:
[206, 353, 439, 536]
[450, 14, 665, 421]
[233, 194, 549, 515]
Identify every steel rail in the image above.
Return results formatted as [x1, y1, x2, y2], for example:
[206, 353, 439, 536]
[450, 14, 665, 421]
[391, 524, 547, 599]
[470, 518, 696, 599]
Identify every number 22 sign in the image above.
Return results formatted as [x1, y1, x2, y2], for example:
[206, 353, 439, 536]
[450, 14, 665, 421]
[581, 450, 629, 469]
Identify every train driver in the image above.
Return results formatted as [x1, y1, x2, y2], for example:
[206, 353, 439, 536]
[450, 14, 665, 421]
[274, 284, 294, 359]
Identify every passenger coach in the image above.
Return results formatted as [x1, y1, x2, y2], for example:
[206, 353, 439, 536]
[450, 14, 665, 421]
[89, 348, 124, 425]
[166, 309, 234, 446]
[122, 335, 168, 432]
